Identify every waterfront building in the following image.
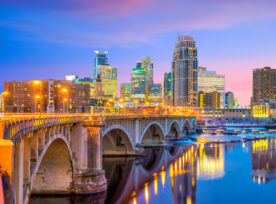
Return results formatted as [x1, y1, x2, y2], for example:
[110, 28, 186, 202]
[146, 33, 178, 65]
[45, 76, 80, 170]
[225, 92, 235, 109]
[252, 99, 276, 118]
[148, 83, 162, 104]
[141, 56, 153, 97]
[94, 51, 108, 79]
[198, 68, 225, 108]
[252, 67, 276, 104]
[198, 91, 221, 109]
[164, 72, 172, 105]
[97, 64, 117, 101]
[4, 79, 90, 113]
[131, 63, 146, 103]
[120, 83, 131, 102]
[172, 35, 198, 107]
[198, 108, 251, 122]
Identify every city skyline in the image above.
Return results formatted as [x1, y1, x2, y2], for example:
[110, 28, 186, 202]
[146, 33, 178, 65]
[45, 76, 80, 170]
[2, 1, 276, 105]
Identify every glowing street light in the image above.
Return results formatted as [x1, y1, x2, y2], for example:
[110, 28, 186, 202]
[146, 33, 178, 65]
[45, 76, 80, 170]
[34, 95, 41, 113]
[33, 80, 41, 85]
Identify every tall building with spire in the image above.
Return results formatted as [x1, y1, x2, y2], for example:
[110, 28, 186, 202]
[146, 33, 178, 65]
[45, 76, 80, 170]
[172, 35, 198, 107]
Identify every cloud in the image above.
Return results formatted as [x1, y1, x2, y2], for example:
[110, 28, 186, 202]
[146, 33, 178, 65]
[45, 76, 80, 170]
[1, 0, 276, 47]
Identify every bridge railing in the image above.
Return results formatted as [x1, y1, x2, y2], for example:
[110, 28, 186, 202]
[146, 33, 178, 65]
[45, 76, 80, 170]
[0, 115, 89, 141]
[0, 111, 197, 141]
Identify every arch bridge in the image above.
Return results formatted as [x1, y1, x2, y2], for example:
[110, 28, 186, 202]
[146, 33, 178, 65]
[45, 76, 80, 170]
[0, 114, 196, 204]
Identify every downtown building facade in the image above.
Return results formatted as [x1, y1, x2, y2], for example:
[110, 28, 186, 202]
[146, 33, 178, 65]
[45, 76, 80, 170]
[120, 83, 131, 102]
[3, 79, 90, 113]
[198, 67, 225, 109]
[164, 72, 172, 105]
[93, 51, 117, 104]
[198, 91, 221, 109]
[131, 63, 146, 103]
[225, 92, 235, 109]
[148, 84, 162, 104]
[252, 67, 276, 118]
[252, 67, 276, 103]
[172, 35, 198, 107]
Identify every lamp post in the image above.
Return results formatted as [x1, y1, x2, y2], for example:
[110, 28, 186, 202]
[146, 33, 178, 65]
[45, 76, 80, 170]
[33, 80, 42, 113]
[61, 88, 69, 113]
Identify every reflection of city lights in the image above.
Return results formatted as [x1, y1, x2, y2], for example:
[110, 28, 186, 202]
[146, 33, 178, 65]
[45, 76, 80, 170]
[197, 144, 225, 179]
[153, 174, 158, 195]
[160, 169, 166, 188]
[252, 140, 268, 153]
[187, 197, 192, 204]
[133, 197, 137, 204]
[144, 183, 149, 203]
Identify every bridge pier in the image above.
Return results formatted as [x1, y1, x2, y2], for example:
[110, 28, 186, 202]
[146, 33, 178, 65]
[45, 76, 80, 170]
[73, 120, 107, 194]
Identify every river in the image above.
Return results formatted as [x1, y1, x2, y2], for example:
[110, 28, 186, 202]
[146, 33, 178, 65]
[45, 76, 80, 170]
[30, 131, 276, 204]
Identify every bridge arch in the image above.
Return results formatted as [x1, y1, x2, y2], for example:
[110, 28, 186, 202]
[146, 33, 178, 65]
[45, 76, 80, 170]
[183, 119, 191, 136]
[140, 121, 165, 144]
[26, 134, 74, 203]
[168, 120, 181, 137]
[102, 124, 135, 155]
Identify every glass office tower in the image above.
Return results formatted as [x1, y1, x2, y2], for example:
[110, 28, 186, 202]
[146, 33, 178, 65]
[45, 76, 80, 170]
[94, 51, 108, 79]
[172, 35, 198, 107]
[164, 72, 172, 105]
[131, 62, 146, 103]
[198, 68, 225, 108]
[120, 83, 131, 101]
[141, 56, 153, 97]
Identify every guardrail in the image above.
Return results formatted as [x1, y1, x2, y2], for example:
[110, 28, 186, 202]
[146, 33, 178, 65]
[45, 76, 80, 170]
[0, 113, 196, 141]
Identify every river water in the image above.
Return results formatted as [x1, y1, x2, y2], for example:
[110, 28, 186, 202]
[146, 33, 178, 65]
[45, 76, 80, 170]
[30, 132, 276, 204]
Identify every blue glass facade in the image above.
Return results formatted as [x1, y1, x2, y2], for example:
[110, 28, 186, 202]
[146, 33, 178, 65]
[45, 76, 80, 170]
[94, 51, 108, 79]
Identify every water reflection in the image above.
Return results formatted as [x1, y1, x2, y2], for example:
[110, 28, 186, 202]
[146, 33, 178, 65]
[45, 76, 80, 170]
[30, 139, 276, 204]
[251, 138, 276, 183]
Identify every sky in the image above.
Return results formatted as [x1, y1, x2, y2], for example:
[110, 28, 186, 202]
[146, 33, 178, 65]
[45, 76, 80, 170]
[1, 0, 276, 105]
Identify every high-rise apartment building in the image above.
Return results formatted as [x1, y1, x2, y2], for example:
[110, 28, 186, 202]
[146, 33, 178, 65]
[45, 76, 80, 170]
[252, 67, 276, 103]
[164, 72, 172, 105]
[141, 56, 153, 97]
[94, 51, 108, 79]
[131, 63, 146, 103]
[148, 83, 162, 104]
[172, 35, 198, 107]
[225, 92, 235, 109]
[198, 68, 225, 108]
[120, 83, 131, 102]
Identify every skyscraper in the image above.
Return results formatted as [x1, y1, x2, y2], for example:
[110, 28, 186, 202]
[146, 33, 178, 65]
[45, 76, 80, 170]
[120, 83, 131, 102]
[252, 67, 276, 104]
[225, 92, 235, 109]
[94, 51, 108, 79]
[131, 62, 146, 103]
[164, 72, 172, 105]
[198, 68, 225, 108]
[172, 35, 198, 107]
[97, 64, 117, 101]
[141, 56, 153, 97]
